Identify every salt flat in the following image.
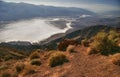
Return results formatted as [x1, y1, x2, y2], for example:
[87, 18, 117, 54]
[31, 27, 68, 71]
[0, 18, 72, 43]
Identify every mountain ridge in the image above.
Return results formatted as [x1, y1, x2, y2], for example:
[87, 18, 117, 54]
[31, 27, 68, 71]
[0, 1, 95, 21]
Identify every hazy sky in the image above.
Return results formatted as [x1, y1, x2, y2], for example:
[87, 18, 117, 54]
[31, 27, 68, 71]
[2, 0, 120, 13]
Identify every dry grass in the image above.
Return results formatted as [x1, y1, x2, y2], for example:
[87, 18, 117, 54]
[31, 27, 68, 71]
[29, 51, 40, 60]
[86, 47, 100, 55]
[81, 39, 89, 47]
[15, 62, 25, 73]
[21, 65, 35, 76]
[89, 30, 120, 55]
[58, 39, 78, 51]
[30, 59, 41, 66]
[66, 45, 76, 53]
[111, 53, 120, 66]
[1, 71, 11, 77]
[48, 52, 68, 67]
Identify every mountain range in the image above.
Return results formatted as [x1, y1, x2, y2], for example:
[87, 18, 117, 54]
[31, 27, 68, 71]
[0, 1, 95, 21]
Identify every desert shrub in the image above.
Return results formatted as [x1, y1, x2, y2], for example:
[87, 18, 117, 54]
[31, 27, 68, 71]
[49, 52, 68, 67]
[58, 40, 69, 51]
[29, 51, 40, 60]
[1, 72, 11, 77]
[43, 51, 55, 60]
[30, 59, 41, 66]
[4, 55, 13, 61]
[86, 47, 99, 55]
[0, 58, 3, 62]
[90, 30, 120, 55]
[111, 53, 120, 66]
[58, 39, 78, 51]
[108, 30, 120, 43]
[66, 45, 76, 53]
[21, 65, 35, 75]
[15, 62, 25, 73]
[0, 65, 8, 71]
[81, 39, 89, 47]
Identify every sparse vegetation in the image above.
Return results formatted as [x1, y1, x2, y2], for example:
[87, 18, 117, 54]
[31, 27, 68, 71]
[90, 30, 120, 55]
[30, 59, 41, 66]
[1, 71, 11, 77]
[58, 39, 77, 51]
[49, 52, 68, 67]
[111, 53, 120, 66]
[21, 65, 35, 76]
[86, 47, 98, 55]
[0, 65, 8, 71]
[15, 62, 25, 73]
[67, 45, 76, 53]
[4, 55, 13, 61]
[29, 51, 40, 60]
[81, 39, 89, 47]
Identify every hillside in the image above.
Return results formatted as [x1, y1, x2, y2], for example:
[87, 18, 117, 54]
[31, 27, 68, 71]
[0, 46, 27, 61]
[41, 25, 120, 49]
[0, 28, 120, 77]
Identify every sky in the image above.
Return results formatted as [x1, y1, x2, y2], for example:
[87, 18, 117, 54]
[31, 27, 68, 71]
[2, 0, 120, 13]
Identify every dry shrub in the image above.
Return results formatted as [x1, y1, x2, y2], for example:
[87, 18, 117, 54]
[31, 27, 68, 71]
[29, 51, 40, 60]
[43, 51, 55, 60]
[81, 39, 89, 47]
[21, 65, 35, 76]
[111, 53, 120, 66]
[58, 39, 78, 51]
[30, 59, 41, 66]
[1, 71, 11, 77]
[90, 30, 120, 55]
[48, 52, 68, 67]
[15, 62, 25, 73]
[4, 55, 13, 61]
[0, 65, 8, 71]
[66, 45, 76, 53]
[86, 47, 99, 55]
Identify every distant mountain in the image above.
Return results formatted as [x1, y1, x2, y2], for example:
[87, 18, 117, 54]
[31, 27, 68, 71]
[0, 1, 95, 21]
[102, 10, 120, 17]
[56, 0, 119, 4]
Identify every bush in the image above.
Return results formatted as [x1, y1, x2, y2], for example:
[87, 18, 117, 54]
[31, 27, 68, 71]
[29, 51, 40, 60]
[66, 45, 76, 53]
[30, 59, 41, 66]
[111, 53, 120, 66]
[49, 52, 68, 67]
[90, 30, 120, 55]
[58, 39, 78, 51]
[0, 65, 8, 71]
[108, 30, 120, 43]
[81, 39, 89, 47]
[15, 63, 25, 73]
[1, 72, 11, 77]
[86, 47, 99, 55]
[4, 55, 13, 61]
[21, 65, 35, 75]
